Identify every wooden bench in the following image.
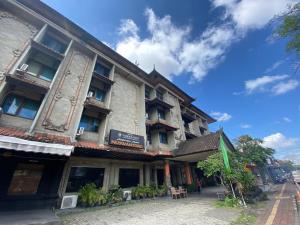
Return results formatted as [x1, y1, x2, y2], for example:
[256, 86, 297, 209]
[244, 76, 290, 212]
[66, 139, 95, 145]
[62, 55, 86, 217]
[178, 186, 187, 198]
[170, 187, 181, 199]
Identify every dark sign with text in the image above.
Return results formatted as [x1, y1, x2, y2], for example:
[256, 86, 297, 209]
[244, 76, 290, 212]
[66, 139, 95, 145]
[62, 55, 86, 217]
[109, 129, 145, 149]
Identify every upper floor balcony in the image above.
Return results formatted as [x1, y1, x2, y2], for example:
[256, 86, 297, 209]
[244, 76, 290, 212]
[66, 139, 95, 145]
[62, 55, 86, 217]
[84, 96, 110, 115]
[145, 97, 173, 110]
[146, 118, 178, 132]
[92, 62, 114, 86]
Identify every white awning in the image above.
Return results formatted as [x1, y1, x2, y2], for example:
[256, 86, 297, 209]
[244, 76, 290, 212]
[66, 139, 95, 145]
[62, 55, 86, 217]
[0, 135, 74, 156]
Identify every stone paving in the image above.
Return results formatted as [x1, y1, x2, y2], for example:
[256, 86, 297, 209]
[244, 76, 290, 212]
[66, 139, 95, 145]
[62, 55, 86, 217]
[60, 193, 240, 225]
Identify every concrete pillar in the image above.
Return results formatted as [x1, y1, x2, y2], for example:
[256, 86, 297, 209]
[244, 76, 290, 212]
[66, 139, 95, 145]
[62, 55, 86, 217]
[184, 162, 193, 185]
[144, 164, 151, 186]
[164, 160, 172, 187]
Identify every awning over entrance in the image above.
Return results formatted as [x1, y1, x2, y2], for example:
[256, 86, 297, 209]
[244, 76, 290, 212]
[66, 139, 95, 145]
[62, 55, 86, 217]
[0, 135, 74, 156]
[173, 131, 234, 162]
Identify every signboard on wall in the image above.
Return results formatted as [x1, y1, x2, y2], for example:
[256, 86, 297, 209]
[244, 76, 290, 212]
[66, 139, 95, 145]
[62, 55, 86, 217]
[109, 129, 145, 149]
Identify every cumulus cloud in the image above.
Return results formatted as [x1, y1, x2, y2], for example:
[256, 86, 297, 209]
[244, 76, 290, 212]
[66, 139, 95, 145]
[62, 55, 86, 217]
[244, 75, 298, 95]
[115, 0, 296, 82]
[210, 111, 232, 122]
[262, 132, 298, 149]
[240, 123, 251, 129]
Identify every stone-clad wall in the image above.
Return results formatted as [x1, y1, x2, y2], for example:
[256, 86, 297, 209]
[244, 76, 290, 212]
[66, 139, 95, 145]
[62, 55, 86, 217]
[108, 72, 145, 137]
[34, 44, 94, 139]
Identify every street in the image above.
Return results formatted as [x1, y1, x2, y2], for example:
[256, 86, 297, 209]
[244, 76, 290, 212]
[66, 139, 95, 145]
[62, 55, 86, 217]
[255, 183, 299, 225]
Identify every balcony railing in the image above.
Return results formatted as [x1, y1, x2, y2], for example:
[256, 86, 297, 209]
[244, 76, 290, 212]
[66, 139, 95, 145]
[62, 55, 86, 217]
[5, 70, 51, 94]
[145, 97, 173, 109]
[92, 71, 114, 86]
[146, 118, 178, 131]
[84, 96, 111, 115]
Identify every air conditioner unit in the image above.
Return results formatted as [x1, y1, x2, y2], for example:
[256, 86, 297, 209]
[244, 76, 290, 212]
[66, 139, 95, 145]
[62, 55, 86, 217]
[76, 127, 85, 136]
[0, 107, 3, 118]
[146, 140, 150, 146]
[19, 64, 29, 72]
[61, 195, 78, 209]
[87, 91, 94, 97]
[123, 190, 132, 201]
[145, 113, 149, 119]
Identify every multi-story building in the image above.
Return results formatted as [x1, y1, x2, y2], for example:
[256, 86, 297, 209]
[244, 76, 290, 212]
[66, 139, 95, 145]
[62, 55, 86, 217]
[0, 0, 235, 210]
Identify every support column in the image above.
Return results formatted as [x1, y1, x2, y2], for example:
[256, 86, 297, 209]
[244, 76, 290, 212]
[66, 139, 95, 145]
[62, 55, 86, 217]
[164, 160, 172, 187]
[144, 164, 151, 186]
[184, 162, 193, 185]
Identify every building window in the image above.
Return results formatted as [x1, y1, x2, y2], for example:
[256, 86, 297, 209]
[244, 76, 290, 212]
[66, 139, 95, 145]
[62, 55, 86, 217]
[26, 50, 60, 81]
[147, 131, 152, 145]
[79, 115, 100, 132]
[145, 86, 151, 99]
[157, 169, 164, 186]
[94, 62, 110, 78]
[156, 91, 163, 101]
[41, 34, 67, 54]
[200, 127, 207, 135]
[88, 88, 106, 102]
[159, 132, 168, 144]
[2, 94, 40, 120]
[157, 109, 166, 120]
[8, 163, 44, 195]
[118, 168, 140, 188]
[66, 167, 105, 192]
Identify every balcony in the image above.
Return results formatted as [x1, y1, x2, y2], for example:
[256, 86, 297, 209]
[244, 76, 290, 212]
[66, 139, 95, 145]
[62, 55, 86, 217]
[145, 97, 173, 110]
[181, 108, 196, 123]
[31, 40, 64, 61]
[184, 127, 197, 139]
[146, 118, 178, 131]
[5, 70, 50, 94]
[84, 96, 111, 115]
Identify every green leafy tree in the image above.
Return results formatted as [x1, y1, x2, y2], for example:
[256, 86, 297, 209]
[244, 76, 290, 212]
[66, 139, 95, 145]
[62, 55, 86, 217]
[235, 135, 274, 167]
[277, 3, 300, 58]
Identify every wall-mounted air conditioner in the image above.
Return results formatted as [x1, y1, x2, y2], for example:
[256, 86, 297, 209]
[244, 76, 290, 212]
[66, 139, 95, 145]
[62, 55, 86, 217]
[19, 64, 29, 73]
[87, 91, 94, 97]
[76, 127, 85, 136]
[0, 107, 3, 118]
[123, 190, 132, 201]
[61, 195, 78, 209]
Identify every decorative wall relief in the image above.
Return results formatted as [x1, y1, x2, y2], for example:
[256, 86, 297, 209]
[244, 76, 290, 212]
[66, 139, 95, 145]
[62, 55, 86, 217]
[43, 49, 91, 132]
[0, 10, 37, 84]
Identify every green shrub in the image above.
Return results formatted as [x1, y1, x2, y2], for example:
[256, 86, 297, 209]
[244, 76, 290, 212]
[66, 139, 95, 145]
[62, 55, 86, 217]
[216, 196, 241, 208]
[107, 185, 123, 204]
[186, 182, 197, 192]
[78, 183, 109, 207]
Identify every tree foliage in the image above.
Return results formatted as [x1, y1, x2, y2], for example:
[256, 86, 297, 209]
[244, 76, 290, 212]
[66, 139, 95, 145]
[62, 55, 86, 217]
[235, 135, 274, 167]
[277, 3, 300, 56]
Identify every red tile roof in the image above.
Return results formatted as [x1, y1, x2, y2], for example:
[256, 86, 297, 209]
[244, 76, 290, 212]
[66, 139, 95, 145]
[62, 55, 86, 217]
[0, 126, 173, 157]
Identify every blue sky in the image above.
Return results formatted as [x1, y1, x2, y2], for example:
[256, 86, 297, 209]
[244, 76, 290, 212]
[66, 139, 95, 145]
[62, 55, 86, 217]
[42, 0, 300, 163]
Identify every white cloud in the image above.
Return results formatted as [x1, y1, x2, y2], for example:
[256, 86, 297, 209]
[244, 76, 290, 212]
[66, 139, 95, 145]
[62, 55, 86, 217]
[240, 123, 251, 129]
[262, 132, 298, 149]
[210, 111, 232, 122]
[213, 0, 296, 30]
[115, 1, 297, 82]
[283, 117, 292, 123]
[243, 75, 299, 95]
[271, 79, 299, 95]
[265, 60, 285, 73]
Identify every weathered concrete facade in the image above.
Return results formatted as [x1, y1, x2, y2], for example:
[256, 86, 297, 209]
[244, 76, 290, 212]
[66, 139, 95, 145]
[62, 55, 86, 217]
[0, 0, 218, 209]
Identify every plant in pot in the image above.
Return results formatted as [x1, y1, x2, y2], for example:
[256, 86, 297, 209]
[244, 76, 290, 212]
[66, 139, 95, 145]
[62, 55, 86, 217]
[78, 183, 99, 207]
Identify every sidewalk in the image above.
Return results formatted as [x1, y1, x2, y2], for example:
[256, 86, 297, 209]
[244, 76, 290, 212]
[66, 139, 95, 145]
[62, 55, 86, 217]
[255, 183, 297, 225]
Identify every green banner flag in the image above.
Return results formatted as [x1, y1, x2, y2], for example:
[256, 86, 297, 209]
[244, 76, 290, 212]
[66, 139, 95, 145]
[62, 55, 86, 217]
[219, 135, 231, 172]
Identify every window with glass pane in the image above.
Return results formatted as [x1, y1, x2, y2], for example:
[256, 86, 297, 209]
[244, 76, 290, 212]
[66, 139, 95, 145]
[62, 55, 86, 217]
[41, 34, 67, 54]
[157, 109, 166, 120]
[156, 91, 163, 100]
[66, 167, 105, 192]
[94, 89, 106, 102]
[94, 63, 110, 77]
[159, 132, 168, 144]
[2, 95, 40, 120]
[145, 86, 151, 99]
[26, 50, 59, 81]
[119, 168, 140, 188]
[79, 115, 100, 132]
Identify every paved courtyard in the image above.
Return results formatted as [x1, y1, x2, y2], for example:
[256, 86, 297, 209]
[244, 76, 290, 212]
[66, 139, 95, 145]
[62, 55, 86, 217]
[60, 189, 240, 225]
